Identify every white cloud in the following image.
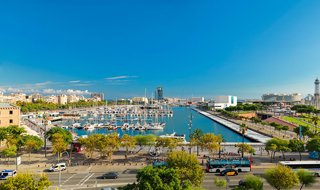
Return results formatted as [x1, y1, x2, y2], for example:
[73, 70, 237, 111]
[69, 80, 81, 83]
[104, 75, 138, 80]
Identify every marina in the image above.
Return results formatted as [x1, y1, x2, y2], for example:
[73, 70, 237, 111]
[47, 106, 253, 142]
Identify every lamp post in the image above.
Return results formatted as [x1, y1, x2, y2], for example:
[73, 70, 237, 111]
[188, 110, 193, 154]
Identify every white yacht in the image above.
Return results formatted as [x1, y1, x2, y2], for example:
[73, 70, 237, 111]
[159, 132, 186, 142]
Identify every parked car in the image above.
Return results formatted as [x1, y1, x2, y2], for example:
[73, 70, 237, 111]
[49, 163, 66, 172]
[220, 168, 238, 176]
[0, 170, 17, 180]
[100, 172, 119, 179]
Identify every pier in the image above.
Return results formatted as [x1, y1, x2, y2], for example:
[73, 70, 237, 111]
[193, 108, 271, 143]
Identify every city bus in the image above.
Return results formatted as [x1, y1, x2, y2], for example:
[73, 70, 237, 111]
[206, 158, 252, 173]
[279, 161, 320, 177]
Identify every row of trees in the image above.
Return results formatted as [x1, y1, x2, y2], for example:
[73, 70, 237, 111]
[291, 105, 319, 114]
[225, 103, 263, 112]
[265, 135, 320, 161]
[78, 131, 225, 160]
[16, 100, 106, 113]
[0, 173, 51, 190]
[0, 125, 43, 164]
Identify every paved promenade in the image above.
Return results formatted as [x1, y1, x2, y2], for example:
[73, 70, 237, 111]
[193, 108, 271, 143]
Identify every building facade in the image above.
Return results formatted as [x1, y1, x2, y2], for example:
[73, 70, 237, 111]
[314, 78, 320, 109]
[0, 103, 20, 127]
[214, 95, 237, 109]
[155, 87, 164, 101]
[262, 93, 301, 103]
[91, 93, 105, 101]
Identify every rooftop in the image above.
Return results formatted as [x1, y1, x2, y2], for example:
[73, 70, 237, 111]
[0, 102, 16, 108]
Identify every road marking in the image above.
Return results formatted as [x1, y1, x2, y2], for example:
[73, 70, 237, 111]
[77, 173, 91, 185]
[80, 173, 94, 186]
[62, 174, 75, 185]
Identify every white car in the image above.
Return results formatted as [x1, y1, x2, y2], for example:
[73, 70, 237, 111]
[0, 170, 17, 180]
[49, 163, 66, 172]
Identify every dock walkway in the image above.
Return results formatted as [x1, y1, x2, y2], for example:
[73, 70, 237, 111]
[193, 108, 271, 143]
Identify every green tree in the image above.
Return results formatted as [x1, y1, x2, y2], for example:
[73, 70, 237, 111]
[294, 126, 313, 139]
[213, 177, 227, 190]
[190, 129, 203, 156]
[45, 127, 72, 144]
[23, 135, 43, 164]
[121, 134, 136, 159]
[95, 133, 120, 160]
[264, 165, 299, 190]
[288, 139, 305, 161]
[241, 175, 263, 190]
[135, 166, 183, 190]
[167, 151, 204, 187]
[311, 116, 319, 133]
[51, 133, 68, 162]
[0, 173, 51, 190]
[306, 137, 320, 159]
[1, 146, 17, 163]
[296, 169, 316, 190]
[265, 138, 290, 161]
[78, 135, 97, 158]
[239, 124, 248, 158]
[156, 137, 181, 153]
[134, 134, 156, 153]
[235, 143, 255, 156]
[199, 133, 222, 157]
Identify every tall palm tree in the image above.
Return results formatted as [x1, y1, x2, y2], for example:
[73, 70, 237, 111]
[239, 123, 248, 158]
[190, 129, 203, 156]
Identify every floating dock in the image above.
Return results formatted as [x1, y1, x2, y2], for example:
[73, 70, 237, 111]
[193, 108, 271, 143]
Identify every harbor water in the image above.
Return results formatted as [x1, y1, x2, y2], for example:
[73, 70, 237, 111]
[61, 107, 251, 142]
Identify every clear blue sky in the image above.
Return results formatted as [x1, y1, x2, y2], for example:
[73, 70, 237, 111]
[1, 0, 320, 99]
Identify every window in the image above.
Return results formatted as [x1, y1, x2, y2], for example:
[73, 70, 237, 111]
[9, 119, 13, 124]
[9, 111, 13, 115]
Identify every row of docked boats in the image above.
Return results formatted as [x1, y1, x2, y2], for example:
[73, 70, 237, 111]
[60, 121, 166, 131]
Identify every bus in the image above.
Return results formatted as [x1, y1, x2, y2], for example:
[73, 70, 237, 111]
[279, 161, 320, 177]
[206, 158, 252, 173]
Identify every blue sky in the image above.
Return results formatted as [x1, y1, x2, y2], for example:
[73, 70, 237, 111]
[1, 0, 320, 99]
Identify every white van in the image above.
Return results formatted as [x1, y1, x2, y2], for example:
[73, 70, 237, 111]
[49, 163, 66, 172]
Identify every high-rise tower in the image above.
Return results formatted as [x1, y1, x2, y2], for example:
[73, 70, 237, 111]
[314, 78, 320, 109]
[155, 87, 164, 101]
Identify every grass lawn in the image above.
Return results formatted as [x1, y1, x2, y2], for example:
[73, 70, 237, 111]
[281, 116, 320, 132]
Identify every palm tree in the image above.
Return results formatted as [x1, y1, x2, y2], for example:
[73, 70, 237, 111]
[239, 123, 248, 158]
[190, 129, 203, 156]
[311, 116, 319, 133]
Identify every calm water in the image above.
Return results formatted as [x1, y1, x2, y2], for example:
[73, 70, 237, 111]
[61, 107, 251, 142]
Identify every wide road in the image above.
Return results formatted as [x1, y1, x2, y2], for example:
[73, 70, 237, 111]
[47, 169, 320, 190]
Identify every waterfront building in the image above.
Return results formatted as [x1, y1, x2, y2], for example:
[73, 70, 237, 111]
[155, 87, 164, 101]
[58, 94, 68, 105]
[91, 93, 105, 101]
[188, 97, 205, 103]
[132, 97, 148, 105]
[262, 93, 301, 103]
[302, 94, 314, 105]
[214, 95, 237, 109]
[67, 94, 81, 103]
[0, 103, 20, 127]
[31, 93, 43, 103]
[44, 95, 59, 104]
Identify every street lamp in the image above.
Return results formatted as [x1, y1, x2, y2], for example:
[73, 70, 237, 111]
[188, 110, 193, 154]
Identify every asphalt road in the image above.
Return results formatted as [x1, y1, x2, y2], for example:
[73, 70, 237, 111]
[47, 169, 320, 190]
